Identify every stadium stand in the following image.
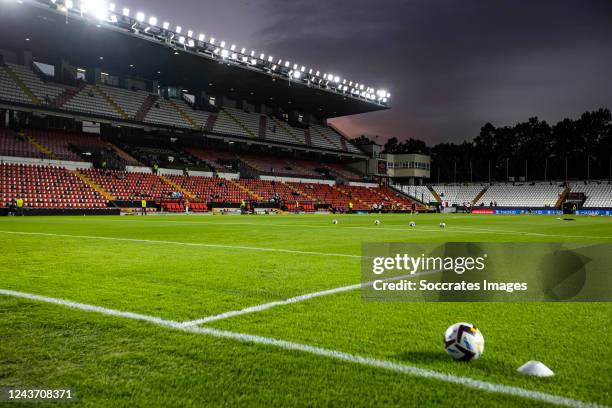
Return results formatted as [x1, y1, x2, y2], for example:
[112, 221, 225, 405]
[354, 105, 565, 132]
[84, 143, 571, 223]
[477, 183, 564, 207]
[0, 128, 44, 158]
[0, 63, 364, 154]
[394, 185, 435, 203]
[4, 63, 65, 105]
[569, 182, 612, 208]
[79, 168, 173, 200]
[0, 163, 107, 209]
[431, 184, 485, 206]
[166, 174, 248, 203]
[26, 130, 109, 162]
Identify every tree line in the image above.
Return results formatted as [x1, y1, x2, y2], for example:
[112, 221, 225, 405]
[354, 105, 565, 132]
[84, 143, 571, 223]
[354, 108, 612, 182]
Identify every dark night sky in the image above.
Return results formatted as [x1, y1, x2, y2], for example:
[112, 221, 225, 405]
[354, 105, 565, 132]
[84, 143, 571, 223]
[126, 0, 612, 145]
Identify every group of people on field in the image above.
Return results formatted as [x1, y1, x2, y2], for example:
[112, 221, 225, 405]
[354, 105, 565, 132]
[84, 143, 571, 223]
[7, 196, 25, 216]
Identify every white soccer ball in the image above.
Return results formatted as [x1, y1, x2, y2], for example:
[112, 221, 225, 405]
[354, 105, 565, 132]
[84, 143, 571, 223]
[332, 219, 338, 224]
[444, 322, 484, 361]
[374, 220, 380, 225]
[439, 222, 446, 228]
[409, 221, 416, 227]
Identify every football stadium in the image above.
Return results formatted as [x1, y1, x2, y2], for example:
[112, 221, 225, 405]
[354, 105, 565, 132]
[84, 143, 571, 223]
[0, 1, 611, 407]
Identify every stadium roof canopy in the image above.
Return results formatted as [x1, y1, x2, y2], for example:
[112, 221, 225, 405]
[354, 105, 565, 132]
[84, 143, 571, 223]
[0, 0, 391, 119]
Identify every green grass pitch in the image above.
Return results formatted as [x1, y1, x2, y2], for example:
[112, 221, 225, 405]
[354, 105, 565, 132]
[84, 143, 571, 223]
[0, 213, 610, 407]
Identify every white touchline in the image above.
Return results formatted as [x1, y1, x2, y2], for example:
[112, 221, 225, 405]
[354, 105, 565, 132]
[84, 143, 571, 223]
[0, 231, 362, 259]
[180, 269, 444, 327]
[0, 289, 606, 408]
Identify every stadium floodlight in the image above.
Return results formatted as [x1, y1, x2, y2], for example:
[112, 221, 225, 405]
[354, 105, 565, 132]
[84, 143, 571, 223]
[108, 3, 114, 11]
[187, 30, 193, 38]
[268, 56, 273, 62]
[250, 58, 257, 65]
[220, 41, 225, 48]
[260, 53, 265, 60]
[382, 97, 387, 103]
[301, 66, 305, 72]
[213, 48, 220, 54]
[122, 7, 129, 16]
[231, 53, 237, 59]
[284, 61, 290, 67]
[199, 34, 206, 41]
[176, 26, 182, 33]
[178, 36, 185, 44]
[250, 50, 255, 57]
[334, 76, 340, 83]
[230, 44, 236, 51]
[242, 56, 248, 63]
[271, 64, 277, 71]
[210, 37, 215, 44]
[149, 16, 157, 26]
[188, 39, 194, 47]
[240, 48, 246, 54]
[65, 0, 74, 9]
[292, 70, 301, 79]
[386, 92, 391, 98]
[163, 22, 170, 29]
[315, 71, 320, 76]
[221, 49, 229, 58]
[135, 12, 145, 22]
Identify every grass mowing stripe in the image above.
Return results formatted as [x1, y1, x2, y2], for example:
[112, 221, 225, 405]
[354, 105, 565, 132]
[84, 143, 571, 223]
[181, 269, 445, 326]
[0, 288, 606, 408]
[0, 230, 361, 258]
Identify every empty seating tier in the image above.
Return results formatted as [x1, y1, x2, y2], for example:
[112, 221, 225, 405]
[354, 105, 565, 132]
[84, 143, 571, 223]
[1, 163, 107, 209]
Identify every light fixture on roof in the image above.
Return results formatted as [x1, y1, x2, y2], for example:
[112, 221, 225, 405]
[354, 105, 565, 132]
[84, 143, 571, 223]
[108, 2, 115, 11]
[250, 50, 255, 57]
[210, 37, 215, 44]
[334, 76, 340, 83]
[149, 16, 157, 26]
[221, 49, 229, 58]
[178, 36, 185, 44]
[175, 26, 182, 33]
[187, 30, 193, 38]
[240, 48, 246, 54]
[65, 0, 74, 9]
[220, 41, 226, 48]
[135, 11, 145, 22]
[163, 22, 169, 29]
[292, 70, 301, 79]
[121, 7, 129, 16]
[230, 44, 236, 51]
[199, 34, 205, 41]
[284, 61, 290, 67]
[260, 53, 265, 60]
[268, 56, 273, 62]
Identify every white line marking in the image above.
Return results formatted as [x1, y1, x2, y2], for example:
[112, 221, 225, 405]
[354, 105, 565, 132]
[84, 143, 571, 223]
[0, 289, 606, 408]
[0, 231, 361, 259]
[181, 269, 444, 327]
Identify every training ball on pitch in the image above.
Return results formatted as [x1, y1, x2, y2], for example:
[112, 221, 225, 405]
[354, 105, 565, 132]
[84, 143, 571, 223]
[374, 220, 380, 225]
[332, 219, 338, 224]
[444, 322, 484, 361]
[439, 222, 446, 228]
[409, 221, 416, 227]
